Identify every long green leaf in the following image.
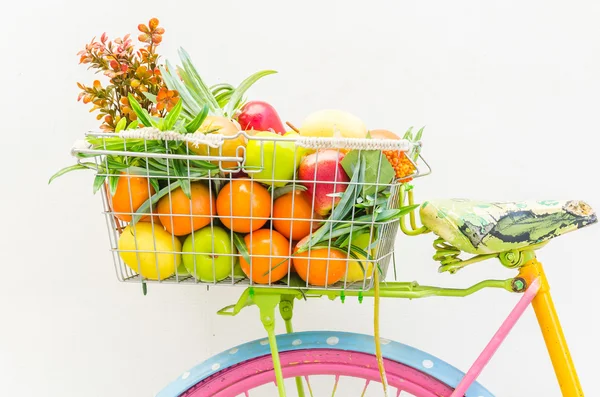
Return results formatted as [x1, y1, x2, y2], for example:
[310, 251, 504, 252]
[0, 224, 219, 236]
[115, 117, 127, 132]
[107, 173, 119, 196]
[177, 66, 212, 111]
[132, 181, 182, 225]
[185, 104, 209, 133]
[48, 163, 95, 184]
[93, 174, 107, 194]
[299, 159, 363, 250]
[128, 94, 153, 127]
[142, 92, 157, 104]
[163, 98, 183, 130]
[178, 48, 221, 113]
[224, 70, 277, 117]
[172, 159, 192, 199]
[160, 63, 201, 116]
[232, 233, 251, 265]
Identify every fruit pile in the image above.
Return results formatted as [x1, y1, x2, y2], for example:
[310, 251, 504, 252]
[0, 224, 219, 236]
[52, 18, 423, 288]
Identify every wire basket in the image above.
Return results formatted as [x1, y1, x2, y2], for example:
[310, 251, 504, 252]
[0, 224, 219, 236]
[73, 129, 430, 291]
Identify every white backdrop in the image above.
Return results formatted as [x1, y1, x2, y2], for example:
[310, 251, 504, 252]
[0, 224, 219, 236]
[1, 1, 599, 396]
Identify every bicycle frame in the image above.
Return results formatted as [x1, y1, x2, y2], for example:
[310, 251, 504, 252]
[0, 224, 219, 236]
[218, 253, 584, 397]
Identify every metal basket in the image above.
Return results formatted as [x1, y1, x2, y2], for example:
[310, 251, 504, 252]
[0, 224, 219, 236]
[73, 129, 430, 291]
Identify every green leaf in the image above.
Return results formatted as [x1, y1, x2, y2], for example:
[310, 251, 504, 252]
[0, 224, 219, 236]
[93, 174, 107, 194]
[126, 119, 139, 130]
[142, 92, 157, 104]
[149, 178, 160, 194]
[403, 126, 414, 140]
[132, 181, 182, 225]
[414, 126, 424, 142]
[48, 163, 94, 184]
[163, 98, 183, 130]
[178, 48, 221, 113]
[115, 117, 127, 132]
[341, 150, 395, 199]
[224, 70, 277, 117]
[128, 94, 153, 127]
[210, 83, 234, 96]
[185, 104, 209, 133]
[160, 63, 201, 117]
[108, 173, 119, 196]
[232, 233, 251, 265]
[177, 65, 211, 112]
[171, 159, 192, 199]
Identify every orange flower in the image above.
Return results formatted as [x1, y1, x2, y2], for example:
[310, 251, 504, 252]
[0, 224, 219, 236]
[156, 87, 179, 112]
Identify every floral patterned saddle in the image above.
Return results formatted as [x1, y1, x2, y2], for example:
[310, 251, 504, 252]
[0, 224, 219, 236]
[420, 199, 597, 255]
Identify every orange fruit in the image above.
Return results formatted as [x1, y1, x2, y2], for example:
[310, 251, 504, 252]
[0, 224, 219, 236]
[293, 236, 348, 286]
[188, 116, 246, 170]
[157, 182, 216, 236]
[216, 180, 271, 233]
[369, 129, 400, 140]
[272, 191, 322, 240]
[107, 173, 155, 222]
[240, 229, 291, 284]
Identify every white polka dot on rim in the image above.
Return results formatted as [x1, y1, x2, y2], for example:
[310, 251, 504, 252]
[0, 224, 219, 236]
[422, 359, 434, 369]
[380, 338, 391, 345]
[181, 372, 190, 380]
[260, 339, 269, 346]
[292, 339, 302, 346]
[229, 348, 238, 354]
[211, 363, 221, 371]
[326, 336, 339, 346]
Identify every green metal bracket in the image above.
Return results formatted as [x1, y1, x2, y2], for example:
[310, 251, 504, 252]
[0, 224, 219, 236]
[399, 185, 430, 236]
[434, 238, 548, 274]
[254, 293, 287, 397]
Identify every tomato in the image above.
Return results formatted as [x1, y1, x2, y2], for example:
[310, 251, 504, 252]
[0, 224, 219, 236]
[107, 173, 155, 222]
[272, 190, 321, 240]
[118, 223, 181, 280]
[240, 229, 291, 284]
[216, 180, 271, 233]
[157, 182, 216, 236]
[293, 236, 348, 286]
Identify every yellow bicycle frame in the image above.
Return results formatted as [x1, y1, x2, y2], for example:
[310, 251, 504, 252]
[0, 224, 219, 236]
[519, 258, 584, 397]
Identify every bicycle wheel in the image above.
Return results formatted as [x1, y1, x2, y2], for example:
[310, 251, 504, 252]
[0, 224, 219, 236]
[157, 331, 494, 397]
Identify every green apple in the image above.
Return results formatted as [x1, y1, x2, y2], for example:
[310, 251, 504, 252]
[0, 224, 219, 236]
[182, 226, 237, 282]
[245, 131, 300, 187]
[232, 262, 246, 279]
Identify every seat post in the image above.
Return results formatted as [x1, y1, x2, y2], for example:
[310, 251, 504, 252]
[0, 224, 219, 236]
[519, 258, 584, 397]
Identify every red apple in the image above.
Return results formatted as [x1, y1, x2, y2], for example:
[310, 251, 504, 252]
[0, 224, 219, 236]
[298, 150, 350, 216]
[237, 101, 286, 135]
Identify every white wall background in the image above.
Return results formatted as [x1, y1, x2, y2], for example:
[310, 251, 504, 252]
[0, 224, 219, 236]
[1, 1, 599, 396]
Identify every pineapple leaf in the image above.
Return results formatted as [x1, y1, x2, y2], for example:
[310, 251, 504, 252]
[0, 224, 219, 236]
[224, 70, 277, 117]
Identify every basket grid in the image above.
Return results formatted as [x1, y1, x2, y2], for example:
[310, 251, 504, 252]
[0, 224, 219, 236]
[77, 131, 428, 291]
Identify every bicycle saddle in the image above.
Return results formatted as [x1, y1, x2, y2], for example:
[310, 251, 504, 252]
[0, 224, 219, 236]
[420, 199, 597, 255]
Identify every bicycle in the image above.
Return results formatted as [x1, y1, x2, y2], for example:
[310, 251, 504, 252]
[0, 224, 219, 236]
[65, 129, 597, 397]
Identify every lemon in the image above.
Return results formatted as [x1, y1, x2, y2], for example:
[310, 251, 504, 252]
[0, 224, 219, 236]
[118, 223, 182, 280]
[345, 233, 375, 282]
